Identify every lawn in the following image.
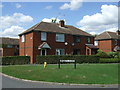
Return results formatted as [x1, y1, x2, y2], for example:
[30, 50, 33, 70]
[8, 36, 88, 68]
[1, 64, 119, 84]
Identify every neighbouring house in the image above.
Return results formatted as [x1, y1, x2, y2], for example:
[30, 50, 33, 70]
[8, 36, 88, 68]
[95, 30, 120, 53]
[19, 20, 98, 64]
[0, 37, 19, 56]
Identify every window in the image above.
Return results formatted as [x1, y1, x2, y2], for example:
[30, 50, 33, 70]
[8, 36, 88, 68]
[87, 37, 91, 43]
[73, 36, 80, 43]
[7, 45, 13, 48]
[115, 40, 117, 45]
[0, 49, 3, 56]
[94, 41, 98, 46]
[56, 34, 65, 42]
[56, 49, 65, 55]
[73, 49, 80, 55]
[21, 35, 25, 42]
[41, 32, 47, 41]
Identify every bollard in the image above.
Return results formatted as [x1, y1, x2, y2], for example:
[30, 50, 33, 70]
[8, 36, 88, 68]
[44, 62, 47, 69]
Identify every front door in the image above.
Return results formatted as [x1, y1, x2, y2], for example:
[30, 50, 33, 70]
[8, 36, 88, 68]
[41, 49, 46, 56]
[87, 49, 90, 55]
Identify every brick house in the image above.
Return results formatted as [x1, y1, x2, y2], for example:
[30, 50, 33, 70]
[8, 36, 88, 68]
[95, 30, 120, 53]
[0, 37, 19, 56]
[19, 20, 98, 64]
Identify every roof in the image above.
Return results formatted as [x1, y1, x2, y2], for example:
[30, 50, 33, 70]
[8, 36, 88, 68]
[38, 42, 51, 49]
[0, 37, 19, 45]
[19, 21, 93, 37]
[95, 31, 120, 40]
[86, 44, 99, 49]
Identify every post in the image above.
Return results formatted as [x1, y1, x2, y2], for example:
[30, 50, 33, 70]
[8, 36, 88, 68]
[58, 60, 60, 69]
[74, 60, 76, 69]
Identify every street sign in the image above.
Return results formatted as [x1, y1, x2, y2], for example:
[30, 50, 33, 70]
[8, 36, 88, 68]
[58, 60, 76, 69]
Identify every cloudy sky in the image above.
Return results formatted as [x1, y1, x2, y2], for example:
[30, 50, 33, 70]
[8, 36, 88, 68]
[0, 1, 118, 38]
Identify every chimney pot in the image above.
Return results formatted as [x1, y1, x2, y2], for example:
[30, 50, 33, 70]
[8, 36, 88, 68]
[59, 20, 65, 27]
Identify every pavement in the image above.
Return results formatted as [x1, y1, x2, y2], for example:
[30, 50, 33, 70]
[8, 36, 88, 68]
[1, 73, 119, 88]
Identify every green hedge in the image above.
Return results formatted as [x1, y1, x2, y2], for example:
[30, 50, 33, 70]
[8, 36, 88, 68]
[1, 56, 30, 65]
[36, 55, 100, 64]
[99, 58, 120, 63]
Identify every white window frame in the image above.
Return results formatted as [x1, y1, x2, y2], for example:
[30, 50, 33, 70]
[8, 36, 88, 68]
[87, 37, 91, 43]
[94, 41, 98, 46]
[41, 49, 47, 56]
[74, 36, 80, 43]
[115, 39, 117, 45]
[56, 49, 65, 55]
[56, 34, 65, 42]
[41, 32, 47, 41]
[21, 35, 25, 42]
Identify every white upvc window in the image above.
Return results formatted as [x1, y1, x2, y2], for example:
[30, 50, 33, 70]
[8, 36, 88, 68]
[56, 33, 65, 42]
[95, 41, 98, 46]
[87, 37, 91, 43]
[115, 39, 117, 45]
[21, 35, 25, 42]
[41, 32, 47, 41]
[56, 49, 65, 55]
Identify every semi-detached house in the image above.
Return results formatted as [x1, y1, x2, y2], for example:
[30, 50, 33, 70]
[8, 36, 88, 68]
[19, 20, 98, 64]
[95, 30, 120, 53]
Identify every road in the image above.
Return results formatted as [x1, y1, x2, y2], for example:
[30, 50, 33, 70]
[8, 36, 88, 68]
[1, 74, 119, 88]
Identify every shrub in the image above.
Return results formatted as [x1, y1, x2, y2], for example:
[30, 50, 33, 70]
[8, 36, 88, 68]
[99, 58, 120, 63]
[96, 50, 110, 58]
[36, 55, 100, 64]
[1, 56, 30, 65]
[108, 52, 120, 58]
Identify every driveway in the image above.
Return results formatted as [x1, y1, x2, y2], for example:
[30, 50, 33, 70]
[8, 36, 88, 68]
[1, 73, 119, 88]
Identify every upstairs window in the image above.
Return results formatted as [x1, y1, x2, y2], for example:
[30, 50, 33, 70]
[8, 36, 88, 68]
[95, 41, 98, 46]
[56, 34, 65, 42]
[56, 49, 65, 55]
[21, 35, 25, 42]
[41, 32, 47, 41]
[73, 36, 80, 43]
[87, 37, 91, 43]
[7, 45, 13, 48]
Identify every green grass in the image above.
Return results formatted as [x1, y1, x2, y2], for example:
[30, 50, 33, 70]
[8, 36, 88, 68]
[1, 64, 119, 84]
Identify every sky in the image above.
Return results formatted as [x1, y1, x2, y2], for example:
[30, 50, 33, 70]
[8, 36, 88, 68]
[0, 0, 118, 38]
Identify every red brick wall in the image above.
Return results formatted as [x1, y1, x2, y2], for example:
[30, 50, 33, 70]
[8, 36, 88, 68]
[98, 40, 112, 53]
[19, 32, 34, 64]
[20, 31, 94, 64]
[1, 45, 19, 56]
[3, 48, 14, 56]
[98, 39, 120, 53]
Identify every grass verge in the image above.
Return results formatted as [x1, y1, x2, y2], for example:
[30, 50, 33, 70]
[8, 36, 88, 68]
[1, 64, 119, 84]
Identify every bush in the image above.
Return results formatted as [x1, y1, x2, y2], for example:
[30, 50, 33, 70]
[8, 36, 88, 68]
[36, 55, 100, 64]
[1, 56, 30, 65]
[96, 50, 110, 58]
[108, 52, 118, 58]
[99, 58, 120, 63]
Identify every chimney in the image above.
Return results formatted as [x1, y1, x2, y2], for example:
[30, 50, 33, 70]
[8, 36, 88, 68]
[59, 20, 65, 27]
[116, 30, 120, 35]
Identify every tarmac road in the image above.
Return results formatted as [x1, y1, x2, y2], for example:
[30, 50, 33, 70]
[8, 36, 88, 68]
[1, 73, 119, 88]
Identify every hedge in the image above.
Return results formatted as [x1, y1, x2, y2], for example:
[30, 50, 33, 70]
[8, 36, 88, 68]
[36, 55, 100, 64]
[99, 58, 120, 63]
[1, 56, 30, 65]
